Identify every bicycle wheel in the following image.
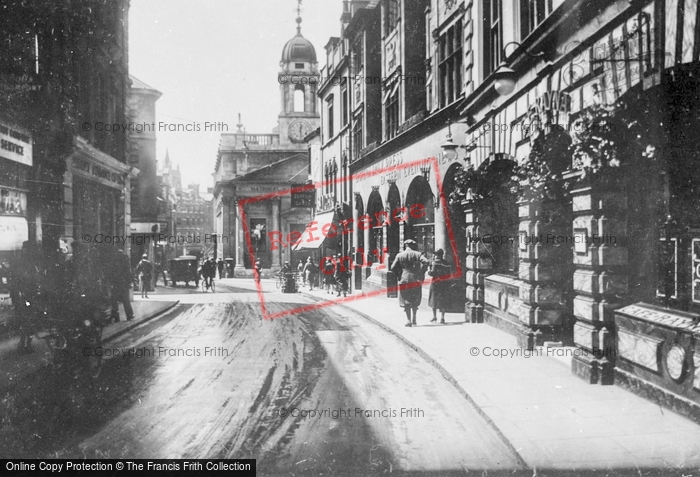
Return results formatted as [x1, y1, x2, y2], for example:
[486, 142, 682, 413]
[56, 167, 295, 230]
[276, 276, 283, 289]
[201, 279, 206, 292]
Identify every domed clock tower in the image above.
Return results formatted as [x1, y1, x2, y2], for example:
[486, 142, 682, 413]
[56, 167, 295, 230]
[278, 12, 320, 145]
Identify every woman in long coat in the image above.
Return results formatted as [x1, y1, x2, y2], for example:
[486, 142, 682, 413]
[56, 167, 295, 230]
[428, 249, 451, 324]
[391, 239, 429, 327]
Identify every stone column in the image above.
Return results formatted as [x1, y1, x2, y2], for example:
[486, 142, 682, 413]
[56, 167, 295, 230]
[434, 193, 447, 255]
[234, 200, 245, 274]
[271, 199, 281, 268]
[516, 192, 572, 350]
[464, 198, 487, 322]
[570, 175, 627, 385]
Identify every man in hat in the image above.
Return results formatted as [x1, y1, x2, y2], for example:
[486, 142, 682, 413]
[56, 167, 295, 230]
[391, 239, 429, 327]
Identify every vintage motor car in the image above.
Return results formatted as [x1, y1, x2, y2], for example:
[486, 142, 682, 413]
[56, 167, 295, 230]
[169, 255, 200, 286]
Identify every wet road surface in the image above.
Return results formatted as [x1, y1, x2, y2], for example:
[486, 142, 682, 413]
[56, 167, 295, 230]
[0, 279, 523, 475]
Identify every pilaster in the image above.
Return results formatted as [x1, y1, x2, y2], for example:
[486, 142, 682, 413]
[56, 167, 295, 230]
[570, 174, 628, 385]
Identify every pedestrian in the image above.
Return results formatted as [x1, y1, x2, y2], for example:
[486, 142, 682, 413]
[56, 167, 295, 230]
[428, 249, 451, 324]
[135, 253, 153, 299]
[217, 258, 224, 280]
[334, 255, 349, 297]
[254, 258, 262, 283]
[302, 257, 318, 291]
[109, 248, 135, 322]
[323, 256, 336, 294]
[9, 241, 42, 353]
[201, 257, 216, 290]
[391, 239, 429, 327]
[297, 260, 304, 285]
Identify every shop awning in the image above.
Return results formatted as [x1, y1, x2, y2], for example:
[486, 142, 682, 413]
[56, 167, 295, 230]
[292, 211, 336, 251]
[0, 216, 28, 252]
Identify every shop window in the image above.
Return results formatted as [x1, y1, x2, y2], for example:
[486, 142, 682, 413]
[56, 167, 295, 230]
[385, 0, 399, 35]
[520, 0, 554, 39]
[483, 0, 502, 76]
[439, 20, 463, 108]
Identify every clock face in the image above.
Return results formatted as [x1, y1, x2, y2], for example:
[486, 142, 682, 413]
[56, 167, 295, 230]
[288, 120, 311, 143]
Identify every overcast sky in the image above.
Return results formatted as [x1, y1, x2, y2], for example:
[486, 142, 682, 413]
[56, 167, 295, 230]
[129, 0, 340, 190]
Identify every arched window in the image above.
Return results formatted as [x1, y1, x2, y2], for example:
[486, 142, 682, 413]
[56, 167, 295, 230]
[294, 86, 305, 112]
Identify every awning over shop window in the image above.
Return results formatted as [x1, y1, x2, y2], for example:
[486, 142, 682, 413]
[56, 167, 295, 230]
[292, 211, 336, 251]
[0, 216, 28, 252]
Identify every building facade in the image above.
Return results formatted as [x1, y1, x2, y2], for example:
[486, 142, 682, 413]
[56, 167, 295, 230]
[128, 76, 162, 270]
[317, 0, 700, 419]
[212, 16, 320, 276]
[0, 0, 132, 259]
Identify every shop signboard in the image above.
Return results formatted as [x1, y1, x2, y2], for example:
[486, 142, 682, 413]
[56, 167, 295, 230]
[0, 121, 32, 167]
[0, 216, 28, 251]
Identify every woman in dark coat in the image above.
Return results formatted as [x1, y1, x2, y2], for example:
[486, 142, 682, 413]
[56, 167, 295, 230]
[391, 239, 429, 327]
[428, 249, 451, 324]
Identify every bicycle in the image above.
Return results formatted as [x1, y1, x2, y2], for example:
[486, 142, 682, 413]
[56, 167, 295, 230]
[275, 273, 285, 289]
[201, 275, 216, 293]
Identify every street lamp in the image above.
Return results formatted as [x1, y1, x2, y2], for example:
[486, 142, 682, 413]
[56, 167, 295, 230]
[420, 161, 431, 182]
[493, 42, 544, 96]
[441, 120, 459, 162]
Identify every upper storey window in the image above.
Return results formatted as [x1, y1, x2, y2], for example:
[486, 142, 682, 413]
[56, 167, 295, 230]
[483, 0, 502, 76]
[439, 20, 463, 107]
[385, 0, 399, 36]
[520, 0, 554, 39]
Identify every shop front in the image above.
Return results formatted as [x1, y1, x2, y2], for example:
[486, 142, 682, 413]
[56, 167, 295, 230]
[459, 0, 700, 421]
[0, 121, 31, 300]
[350, 122, 466, 310]
[63, 136, 133, 256]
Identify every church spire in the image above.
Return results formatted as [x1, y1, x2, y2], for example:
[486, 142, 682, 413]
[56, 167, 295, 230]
[164, 148, 171, 167]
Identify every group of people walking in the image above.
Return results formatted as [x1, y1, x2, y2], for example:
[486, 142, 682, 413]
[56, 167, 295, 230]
[272, 241, 453, 326]
[390, 240, 452, 327]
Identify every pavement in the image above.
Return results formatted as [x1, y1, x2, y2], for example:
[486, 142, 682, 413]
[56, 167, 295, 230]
[0, 288, 179, 391]
[298, 282, 700, 472]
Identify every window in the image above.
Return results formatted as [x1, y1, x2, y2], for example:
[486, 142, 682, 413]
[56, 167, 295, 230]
[385, 0, 399, 35]
[657, 237, 679, 299]
[520, 0, 554, 39]
[327, 96, 335, 138]
[352, 111, 364, 160]
[0, 32, 39, 75]
[341, 82, 349, 127]
[294, 85, 305, 112]
[295, 62, 305, 69]
[385, 91, 399, 140]
[439, 20, 463, 107]
[352, 40, 363, 74]
[484, 0, 503, 76]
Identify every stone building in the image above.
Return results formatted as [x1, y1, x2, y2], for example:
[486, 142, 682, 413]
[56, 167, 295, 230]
[0, 0, 133, 258]
[317, 0, 700, 419]
[212, 14, 320, 276]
